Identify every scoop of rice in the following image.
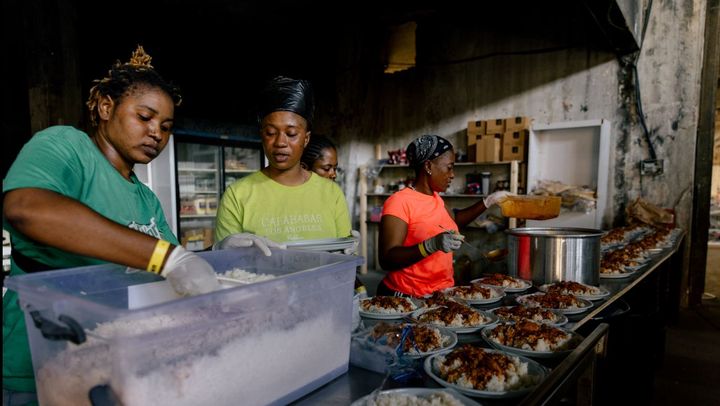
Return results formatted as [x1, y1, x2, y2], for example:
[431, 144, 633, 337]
[367, 391, 464, 406]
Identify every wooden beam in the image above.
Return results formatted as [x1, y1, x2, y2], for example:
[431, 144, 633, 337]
[689, 0, 720, 306]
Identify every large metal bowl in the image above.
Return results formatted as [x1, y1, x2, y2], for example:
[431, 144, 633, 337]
[506, 227, 603, 286]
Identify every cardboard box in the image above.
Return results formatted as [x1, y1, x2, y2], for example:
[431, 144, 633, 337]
[505, 116, 531, 131]
[501, 142, 525, 161]
[486, 118, 506, 134]
[502, 129, 528, 145]
[467, 132, 479, 147]
[475, 134, 501, 163]
[467, 120, 486, 146]
[467, 120, 487, 135]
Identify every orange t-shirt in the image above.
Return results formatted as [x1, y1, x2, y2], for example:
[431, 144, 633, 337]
[381, 188, 458, 296]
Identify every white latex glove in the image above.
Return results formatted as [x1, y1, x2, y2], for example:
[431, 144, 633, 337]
[424, 232, 464, 254]
[162, 246, 220, 296]
[212, 233, 286, 256]
[344, 230, 361, 255]
[483, 190, 513, 208]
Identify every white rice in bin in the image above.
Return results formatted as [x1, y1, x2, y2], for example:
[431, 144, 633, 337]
[221, 268, 276, 283]
[36, 303, 346, 405]
[365, 391, 464, 406]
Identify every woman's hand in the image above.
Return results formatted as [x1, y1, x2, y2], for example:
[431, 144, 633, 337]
[423, 232, 464, 254]
[483, 190, 513, 208]
[162, 246, 220, 296]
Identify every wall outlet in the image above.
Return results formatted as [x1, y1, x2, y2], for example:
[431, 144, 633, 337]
[640, 159, 664, 176]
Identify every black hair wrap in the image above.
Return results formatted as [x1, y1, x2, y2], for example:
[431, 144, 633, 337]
[257, 76, 314, 128]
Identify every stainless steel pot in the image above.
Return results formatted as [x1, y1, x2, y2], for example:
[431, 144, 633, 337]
[506, 227, 603, 286]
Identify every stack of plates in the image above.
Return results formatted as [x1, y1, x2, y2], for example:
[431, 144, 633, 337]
[284, 237, 356, 252]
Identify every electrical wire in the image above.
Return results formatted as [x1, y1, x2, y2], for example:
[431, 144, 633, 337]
[633, 62, 657, 160]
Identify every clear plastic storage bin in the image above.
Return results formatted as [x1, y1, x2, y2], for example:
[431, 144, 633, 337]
[5, 247, 363, 406]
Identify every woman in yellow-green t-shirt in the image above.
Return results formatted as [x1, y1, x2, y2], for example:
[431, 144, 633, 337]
[214, 76, 351, 249]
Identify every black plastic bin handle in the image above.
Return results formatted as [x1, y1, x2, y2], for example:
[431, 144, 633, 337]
[29, 310, 86, 345]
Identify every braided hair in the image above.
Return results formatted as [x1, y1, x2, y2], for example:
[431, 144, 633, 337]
[301, 134, 336, 170]
[86, 45, 182, 127]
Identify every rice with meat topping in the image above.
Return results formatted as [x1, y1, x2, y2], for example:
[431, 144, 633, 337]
[492, 305, 562, 324]
[444, 285, 502, 301]
[486, 320, 574, 352]
[433, 345, 536, 392]
[361, 296, 417, 314]
[474, 274, 528, 289]
[416, 300, 491, 327]
[517, 292, 588, 310]
[544, 281, 602, 296]
[369, 323, 448, 355]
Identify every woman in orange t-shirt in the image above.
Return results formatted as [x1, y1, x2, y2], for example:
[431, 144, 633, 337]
[377, 135, 510, 297]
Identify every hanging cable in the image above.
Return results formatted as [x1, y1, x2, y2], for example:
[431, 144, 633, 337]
[632, 62, 657, 160]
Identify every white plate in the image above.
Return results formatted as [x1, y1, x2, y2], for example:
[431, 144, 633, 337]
[284, 237, 357, 252]
[515, 293, 593, 314]
[624, 264, 645, 271]
[481, 324, 583, 359]
[441, 286, 506, 305]
[350, 387, 482, 406]
[537, 283, 610, 301]
[470, 276, 532, 293]
[363, 324, 458, 359]
[407, 307, 499, 334]
[358, 297, 420, 319]
[423, 348, 547, 399]
[488, 306, 568, 327]
[600, 269, 637, 279]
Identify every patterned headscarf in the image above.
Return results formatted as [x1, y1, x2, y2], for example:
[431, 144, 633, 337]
[407, 135, 453, 170]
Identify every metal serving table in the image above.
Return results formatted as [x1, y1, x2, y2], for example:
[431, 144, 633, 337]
[292, 232, 685, 406]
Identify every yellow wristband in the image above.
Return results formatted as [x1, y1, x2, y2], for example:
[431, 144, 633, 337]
[418, 241, 429, 258]
[147, 240, 171, 274]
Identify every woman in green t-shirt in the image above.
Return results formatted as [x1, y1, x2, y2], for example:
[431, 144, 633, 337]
[2, 46, 219, 403]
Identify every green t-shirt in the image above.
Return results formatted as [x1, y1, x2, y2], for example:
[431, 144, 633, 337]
[214, 171, 351, 243]
[2, 125, 178, 392]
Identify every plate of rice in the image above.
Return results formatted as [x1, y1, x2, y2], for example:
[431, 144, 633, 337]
[470, 274, 532, 293]
[515, 292, 593, 314]
[599, 268, 637, 279]
[481, 320, 582, 358]
[366, 322, 457, 359]
[489, 305, 568, 327]
[440, 285, 505, 305]
[537, 281, 610, 301]
[408, 302, 498, 334]
[350, 387, 481, 406]
[424, 345, 546, 399]
[359, 296, 420, 319]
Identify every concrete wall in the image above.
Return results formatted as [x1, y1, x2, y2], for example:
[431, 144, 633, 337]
[323, 1, 706, 244]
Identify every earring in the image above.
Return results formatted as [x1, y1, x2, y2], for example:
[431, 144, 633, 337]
[427, 170, 432, 175]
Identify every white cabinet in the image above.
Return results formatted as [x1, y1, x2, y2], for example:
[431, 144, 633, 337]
[358, 161, 521, 273]
[526, 119, 611, 229]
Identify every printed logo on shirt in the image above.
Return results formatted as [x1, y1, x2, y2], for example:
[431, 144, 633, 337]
[128, 217, 162, 239]
[260, 213, 323, 239]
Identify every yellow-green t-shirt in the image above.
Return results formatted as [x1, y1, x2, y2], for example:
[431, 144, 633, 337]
[215, 171, 351, 243]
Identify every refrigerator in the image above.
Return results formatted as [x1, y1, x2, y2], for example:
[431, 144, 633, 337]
[135, 127, 263, 251]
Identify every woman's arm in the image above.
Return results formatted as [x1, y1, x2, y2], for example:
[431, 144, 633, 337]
[452, 200, 488, 228]
[4, 188, 159, 269]
[378, 214, 426, 270]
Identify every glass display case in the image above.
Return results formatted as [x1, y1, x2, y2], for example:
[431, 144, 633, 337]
[174, 132, 262, 251]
